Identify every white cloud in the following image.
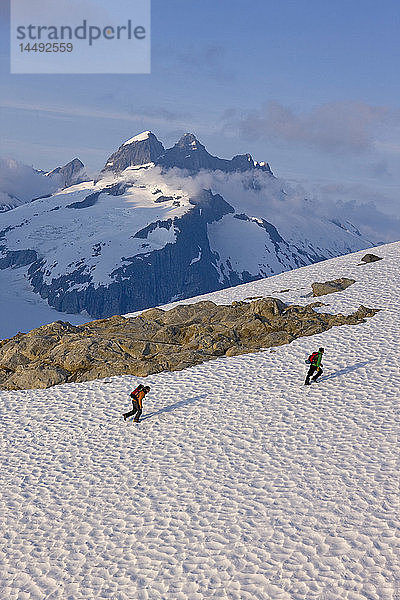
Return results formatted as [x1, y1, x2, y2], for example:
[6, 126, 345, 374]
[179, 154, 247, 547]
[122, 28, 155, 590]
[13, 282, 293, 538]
[0, 158, 61, 205]
[133, 165, 400, 244]
[231, 101, 400, 155]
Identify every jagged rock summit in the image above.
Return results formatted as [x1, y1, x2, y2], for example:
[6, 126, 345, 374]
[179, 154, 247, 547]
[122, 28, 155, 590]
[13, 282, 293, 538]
[102, 131, 273, 175]
[156, 132, 273, 174]
[46, 158, 86, 188]
[102, 131, 165, 174]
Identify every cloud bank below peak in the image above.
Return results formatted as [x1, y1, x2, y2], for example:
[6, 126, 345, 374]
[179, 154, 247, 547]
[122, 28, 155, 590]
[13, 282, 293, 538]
[228, 101, 400, 156]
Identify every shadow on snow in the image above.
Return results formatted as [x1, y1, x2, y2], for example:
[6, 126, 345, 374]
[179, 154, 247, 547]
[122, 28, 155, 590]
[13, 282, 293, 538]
[142, 393, 208, 421]
[321, 360, 374, 381]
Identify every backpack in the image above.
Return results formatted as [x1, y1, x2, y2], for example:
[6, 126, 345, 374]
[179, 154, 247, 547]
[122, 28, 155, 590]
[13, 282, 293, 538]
[130, 384, 145, 399]
[305, 351, 319, 365]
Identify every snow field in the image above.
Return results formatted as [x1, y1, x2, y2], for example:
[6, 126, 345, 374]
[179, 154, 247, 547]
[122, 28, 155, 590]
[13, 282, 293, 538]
[0, 242, 399, 599]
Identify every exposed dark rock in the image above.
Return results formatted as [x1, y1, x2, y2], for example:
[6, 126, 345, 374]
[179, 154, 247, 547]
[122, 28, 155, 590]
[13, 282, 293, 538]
[312, 278, 356, 297]
[154, 195, 174, 203]
[189, 189, 235, 222]
[0, 249, 38, 270]
[360, 253, 383, 264]
[66, 183, 127, 209]
[132, 219, 173, 240]
[66, 191, 102, 209]
[156, 133, 273, 175]
[0, 298, 379, 390]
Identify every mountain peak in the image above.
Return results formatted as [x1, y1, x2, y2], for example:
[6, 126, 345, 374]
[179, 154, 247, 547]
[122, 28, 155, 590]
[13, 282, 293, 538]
[102, 131, 165, 173]
[47, 157, 86, 188]
[102, 131, 273, 176]
[174, 133, 205, 152]
[177, 133, 199, 143]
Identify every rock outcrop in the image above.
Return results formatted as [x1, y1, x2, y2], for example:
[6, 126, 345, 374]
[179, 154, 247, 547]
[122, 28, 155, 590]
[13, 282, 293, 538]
[0, 298, 379, 390]
[312, 278, 356, 297]
[360, 253, 383, 264]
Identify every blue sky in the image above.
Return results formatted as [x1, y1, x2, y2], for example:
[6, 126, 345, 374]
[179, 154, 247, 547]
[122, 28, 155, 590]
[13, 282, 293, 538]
[1, 0, 399, 224]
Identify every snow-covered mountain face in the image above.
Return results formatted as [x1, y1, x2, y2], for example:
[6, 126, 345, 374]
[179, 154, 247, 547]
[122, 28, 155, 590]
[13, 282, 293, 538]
[0, 157, 87, 213]
[0, 132, 373, 321]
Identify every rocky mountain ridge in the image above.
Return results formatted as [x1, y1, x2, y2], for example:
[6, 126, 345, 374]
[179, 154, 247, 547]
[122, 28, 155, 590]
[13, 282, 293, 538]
[0, 296, 378, 390]
[102, 131, 273, 175]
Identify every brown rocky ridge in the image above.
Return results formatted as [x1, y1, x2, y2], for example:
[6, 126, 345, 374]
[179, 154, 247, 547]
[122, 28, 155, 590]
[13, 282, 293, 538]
[312, 278, 356, 297]
[0, 297, 379, 390]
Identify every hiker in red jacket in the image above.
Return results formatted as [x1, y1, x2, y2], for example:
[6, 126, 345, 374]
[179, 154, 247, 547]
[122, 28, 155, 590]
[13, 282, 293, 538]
[123, 384, 150, 422]
[305, 348, 324, 385]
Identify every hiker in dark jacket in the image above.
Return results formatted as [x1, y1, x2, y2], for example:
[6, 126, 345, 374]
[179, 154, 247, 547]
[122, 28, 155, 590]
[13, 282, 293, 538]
[123, 385, 150, 422]
[305, 348, 324, 385]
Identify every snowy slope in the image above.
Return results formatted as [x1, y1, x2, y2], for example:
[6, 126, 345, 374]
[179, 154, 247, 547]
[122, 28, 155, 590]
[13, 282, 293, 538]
[0, 242, 399, 599]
